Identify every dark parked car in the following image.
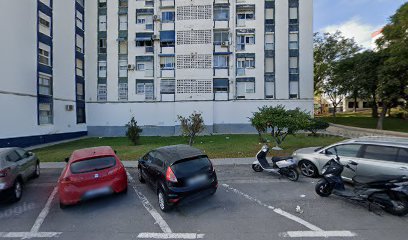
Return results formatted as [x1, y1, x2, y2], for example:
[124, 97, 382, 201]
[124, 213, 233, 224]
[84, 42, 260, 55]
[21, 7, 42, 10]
[138, 145, 218, 212]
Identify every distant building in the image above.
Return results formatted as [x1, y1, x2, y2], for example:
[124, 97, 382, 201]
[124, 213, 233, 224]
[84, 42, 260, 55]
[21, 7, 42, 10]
[371, 28, 383, 50]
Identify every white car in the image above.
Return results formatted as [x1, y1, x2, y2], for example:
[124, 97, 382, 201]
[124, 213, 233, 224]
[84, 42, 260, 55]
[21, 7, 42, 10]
[292, 136, 408, 180]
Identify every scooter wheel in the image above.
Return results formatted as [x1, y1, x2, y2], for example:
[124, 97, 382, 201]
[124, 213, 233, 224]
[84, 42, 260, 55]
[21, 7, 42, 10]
[252, 164, 263, 172]
[383, 195, 408, 216]
[286, 169, 299, 182]
[315, 179, 332, 197]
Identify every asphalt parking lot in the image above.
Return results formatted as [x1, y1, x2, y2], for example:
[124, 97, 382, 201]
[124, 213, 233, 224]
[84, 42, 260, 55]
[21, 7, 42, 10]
[0, 165, 407, 240]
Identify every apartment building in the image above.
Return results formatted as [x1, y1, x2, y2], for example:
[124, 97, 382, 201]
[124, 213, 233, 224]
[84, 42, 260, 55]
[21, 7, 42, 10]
[0, 0, 313, 146]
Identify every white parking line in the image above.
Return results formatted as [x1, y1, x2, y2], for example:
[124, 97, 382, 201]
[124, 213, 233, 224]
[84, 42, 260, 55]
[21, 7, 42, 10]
[222, 183, 356, 238]
[126, 171, 205, 239]
[0, 185, 62, 239]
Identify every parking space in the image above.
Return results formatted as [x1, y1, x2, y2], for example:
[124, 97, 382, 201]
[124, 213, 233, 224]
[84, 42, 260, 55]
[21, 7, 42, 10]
[0, 165, 407, 240]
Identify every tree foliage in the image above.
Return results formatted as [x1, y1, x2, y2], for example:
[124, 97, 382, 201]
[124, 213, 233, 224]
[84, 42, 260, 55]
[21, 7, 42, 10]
[306, 119, 330, 136]
[177, 112, 205, 146]
[125, 117, 143, 145]
[250, 105, 310, 149]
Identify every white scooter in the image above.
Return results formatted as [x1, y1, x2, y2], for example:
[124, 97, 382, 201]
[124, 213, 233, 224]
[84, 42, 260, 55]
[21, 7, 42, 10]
[252, 145, 299, 181]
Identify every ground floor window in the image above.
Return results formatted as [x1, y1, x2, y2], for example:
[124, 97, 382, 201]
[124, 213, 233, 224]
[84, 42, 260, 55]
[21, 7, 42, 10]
[265, 81, 275, 99]
[39, 103, 53, 125]
[136, 80, 154, 100]
[236, 80, 255, 97]
[39, 74, 52, 96]
[97, 84, 107, 101]
[76, 106, 85, 124]
[289, 81, 299, 99]
[118, 82, 128, 101]
[160, 79, 175, 94]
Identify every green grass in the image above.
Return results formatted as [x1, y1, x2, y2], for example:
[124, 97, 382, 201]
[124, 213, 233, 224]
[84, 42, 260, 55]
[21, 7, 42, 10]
[33, 134, 344, 162]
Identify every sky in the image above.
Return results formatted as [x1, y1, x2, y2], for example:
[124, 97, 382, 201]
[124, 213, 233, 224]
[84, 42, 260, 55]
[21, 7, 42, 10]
[314, 0, 407, 49]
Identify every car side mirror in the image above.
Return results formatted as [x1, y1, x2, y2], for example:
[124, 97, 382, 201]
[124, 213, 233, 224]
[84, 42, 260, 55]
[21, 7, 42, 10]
[64, 157, 69, 163]
[27, 152, 34, 156]
[348, 160, 358, 166]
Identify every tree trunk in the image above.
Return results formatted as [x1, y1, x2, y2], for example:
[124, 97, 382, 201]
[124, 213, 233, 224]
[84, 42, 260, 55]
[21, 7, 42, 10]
[188, 135, 194, 146]
[377, 105, 388, 130]
[332, 105, 337, 117]
[371, 99, 378, 118]
[354, 96, 357, 112]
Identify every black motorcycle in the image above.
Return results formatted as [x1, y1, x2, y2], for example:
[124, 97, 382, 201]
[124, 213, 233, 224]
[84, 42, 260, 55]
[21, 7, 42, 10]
[315, 156, 408, 216]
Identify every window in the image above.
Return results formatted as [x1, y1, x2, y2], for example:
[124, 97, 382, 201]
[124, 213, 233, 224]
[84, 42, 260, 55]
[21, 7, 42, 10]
[137, 63, 145, 71]
[213, 79, 229, 93]
[237, 81, 255, 96]
[289, 7, 298, 20]
[265, 8, 274, 19]
[214, 55, 228, 68]
[40, 0, 51, 7]
[236, 34, 255, 50]
[38, 43, 51, 66]
[326, 144, 362, 158]
[237, 11, 255, 20]
[77, 106, 86, 124]
[70, 157, 116, 174]
[289, 57, 298, 73]
[119, 60, 128, 77]
[76, 83, 84, 100]
[99, 38, 107, 53]
[160, 79, 175, 94]
[177, 5, 212, 20]
[289, 32, 299, 49]
[39, 74, 52, 96]
[177, 30, 211, 45]
[289, 81, 299, 99]
[265, 81, 275, 99]
[7, 151, 21, 162]
[348, 102, 356, 109]
[98, 61, 107, 77]
[98, 0, 107, 8]
[118, 83, 128, 101]
[137, 16, 146, 24]
[99, 15, 107, 31]
[119, 41, 128, 54]
[76, 34, 84, 53]
[214, 31, 229, 45]
[38, 12, 51, 36]
[176, 79, 212, 94]
[162, 12, 175, 22]
[39, 103, 53, 125]
[119, 0, 128, 7]
[265, 57, 274, 73]
[397, 148, 408, 163]
[136, 81, 154, 100]
[76, 59, 84, 77]
[265, 33, 275, 50]
[76, 0, 84, 7]
[76, 10, 83, 30]
[362, 145, 399, 162]
[160, 57, 175, 70]
[119, 15, 127, 30]
[237, 57, 255, 69]
[214, 6, 229, 21]
[97, 84, 107, 101]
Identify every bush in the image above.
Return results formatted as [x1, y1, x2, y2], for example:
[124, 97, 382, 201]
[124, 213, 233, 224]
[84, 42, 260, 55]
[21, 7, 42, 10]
[178, 112, 205, 146]
[125, 117, 143, 145]
[306, 119, 330, 136]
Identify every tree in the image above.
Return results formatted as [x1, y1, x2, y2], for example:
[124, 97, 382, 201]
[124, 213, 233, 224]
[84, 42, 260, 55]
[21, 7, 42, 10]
[178, 112, 205, 146]
[125, 117, 143, 145]
[250, 105, 310, 149]
[306, 118, 330, 136]
[376, 3, 408, 129]
[314, 32, 361, 116]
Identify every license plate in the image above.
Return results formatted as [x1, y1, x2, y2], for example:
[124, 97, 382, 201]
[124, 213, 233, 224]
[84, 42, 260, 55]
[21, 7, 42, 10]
[188, 175, 207, 186]
[84, 187, 111, 198]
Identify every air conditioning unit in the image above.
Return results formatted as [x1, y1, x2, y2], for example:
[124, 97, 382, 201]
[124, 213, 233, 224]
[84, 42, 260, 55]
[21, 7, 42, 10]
[221, 41, 229, 47]
[153, 15, 160, 22]
[127, 64, 135, 70]
[65, 105, 74, 111]
[152, 34, 160, 40]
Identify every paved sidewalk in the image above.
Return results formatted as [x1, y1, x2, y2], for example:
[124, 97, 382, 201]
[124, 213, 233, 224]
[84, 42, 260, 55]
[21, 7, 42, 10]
[325, 123, 408, 138]
[40, 157, 255, 169]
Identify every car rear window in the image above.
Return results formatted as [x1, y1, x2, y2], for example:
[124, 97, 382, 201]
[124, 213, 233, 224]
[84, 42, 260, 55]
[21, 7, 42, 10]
[171, 156, 211, 177]
[70, 156, 116, 174]
[362, 145, 398, 162]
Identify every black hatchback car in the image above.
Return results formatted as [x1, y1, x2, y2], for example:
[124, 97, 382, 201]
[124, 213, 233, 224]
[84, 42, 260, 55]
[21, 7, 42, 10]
[138, 145, 218, 211]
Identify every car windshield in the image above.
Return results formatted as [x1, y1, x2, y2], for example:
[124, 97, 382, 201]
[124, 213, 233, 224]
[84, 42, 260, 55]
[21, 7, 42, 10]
[70, 156, 116, 174]
[171, 156, 211, 177]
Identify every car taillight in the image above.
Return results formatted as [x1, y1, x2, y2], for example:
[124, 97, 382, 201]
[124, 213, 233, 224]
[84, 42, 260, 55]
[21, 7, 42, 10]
[0, 168, 11, 178]
[166, 167, 178, 183]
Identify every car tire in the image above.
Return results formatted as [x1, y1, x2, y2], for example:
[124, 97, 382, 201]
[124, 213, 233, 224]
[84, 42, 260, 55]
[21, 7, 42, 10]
[210, 188, 217, 196]
[158, 189, 171, 212]
[10, 179, 23, 203]
[299, 160, 318, 178]
[33, 162, 40, 178]
[138, 168, 146, 183]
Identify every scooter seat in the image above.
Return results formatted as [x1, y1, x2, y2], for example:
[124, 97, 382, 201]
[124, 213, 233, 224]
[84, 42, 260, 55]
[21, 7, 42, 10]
[271, 156, 292, 163]
[353, 175, 408, 185]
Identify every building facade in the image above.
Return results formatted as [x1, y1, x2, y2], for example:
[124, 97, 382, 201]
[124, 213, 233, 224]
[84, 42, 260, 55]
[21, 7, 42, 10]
[0, 0, 313, 146]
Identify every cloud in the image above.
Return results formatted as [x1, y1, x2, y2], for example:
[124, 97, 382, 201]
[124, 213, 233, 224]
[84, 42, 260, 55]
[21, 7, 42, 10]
[320, 17, 381, 49]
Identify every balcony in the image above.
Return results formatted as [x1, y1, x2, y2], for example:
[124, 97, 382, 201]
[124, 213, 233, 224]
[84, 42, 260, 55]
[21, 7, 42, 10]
[160, 0, 174, 8]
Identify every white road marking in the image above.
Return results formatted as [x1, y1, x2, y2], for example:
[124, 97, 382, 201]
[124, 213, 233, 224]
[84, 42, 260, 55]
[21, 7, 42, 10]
[137, 233, 205, 239]
[0, 185, 62, 239]
[222, 184, 356, 238]
[30, 186, 59, 233]
[126, 171, 205, 239]
[283, 231, 357, 238]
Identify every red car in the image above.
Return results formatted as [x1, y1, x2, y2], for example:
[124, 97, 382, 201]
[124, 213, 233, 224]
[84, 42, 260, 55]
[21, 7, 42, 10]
[58, 146, 128, 208]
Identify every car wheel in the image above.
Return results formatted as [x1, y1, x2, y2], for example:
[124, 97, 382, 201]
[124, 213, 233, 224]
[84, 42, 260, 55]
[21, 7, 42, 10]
[158, 189, 171, 212]
[138, 168, 146, 183]
[210, 187, 217, 196]
[299, 160, 318, 178]
[252, 164, 263, 172]
[33, 162, 40, 178]
[10, 179, 23, 203]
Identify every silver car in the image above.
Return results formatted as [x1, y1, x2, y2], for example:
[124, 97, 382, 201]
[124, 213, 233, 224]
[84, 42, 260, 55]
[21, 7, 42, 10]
[292, 136, 408, 180]
[0, 147, 40, 202]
